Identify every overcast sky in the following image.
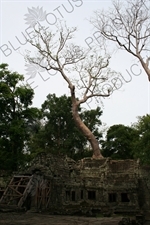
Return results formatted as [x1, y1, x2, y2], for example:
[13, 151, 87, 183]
[0, 0, 150, 128]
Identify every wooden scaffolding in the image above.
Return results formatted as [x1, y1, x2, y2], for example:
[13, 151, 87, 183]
[0, 174, 52, 210]
[0, 175, 34, 208]
[35, 180, 51, 210]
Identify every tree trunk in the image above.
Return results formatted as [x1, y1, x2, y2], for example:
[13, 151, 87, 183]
[71, 92, 103, 159]
[138, 56, 150, 81]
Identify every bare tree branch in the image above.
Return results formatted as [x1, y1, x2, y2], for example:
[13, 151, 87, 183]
[91, 0, 150, 81]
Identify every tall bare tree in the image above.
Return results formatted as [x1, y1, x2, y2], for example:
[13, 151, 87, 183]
[91, 0, 150, 81]
[25, 24, 120, 159]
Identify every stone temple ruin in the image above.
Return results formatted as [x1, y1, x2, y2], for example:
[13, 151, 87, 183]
[0, 153, 150, 218]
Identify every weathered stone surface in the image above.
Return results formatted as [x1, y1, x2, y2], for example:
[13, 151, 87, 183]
[1, 153, 150, 217]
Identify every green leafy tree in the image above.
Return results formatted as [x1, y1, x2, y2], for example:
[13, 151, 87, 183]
[0, 63, 40, 171]
[101, 124, 138, 159]
[132, 114, 150, 164]
[29, 94, 103, 160]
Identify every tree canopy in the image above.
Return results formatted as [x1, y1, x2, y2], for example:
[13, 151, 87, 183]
[29, 94, 103, 160]
[101, 115, 150, 164]
[0, 63, 40, 171]
[101, 124, 138, 160]
[132, 114, 150, 164]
